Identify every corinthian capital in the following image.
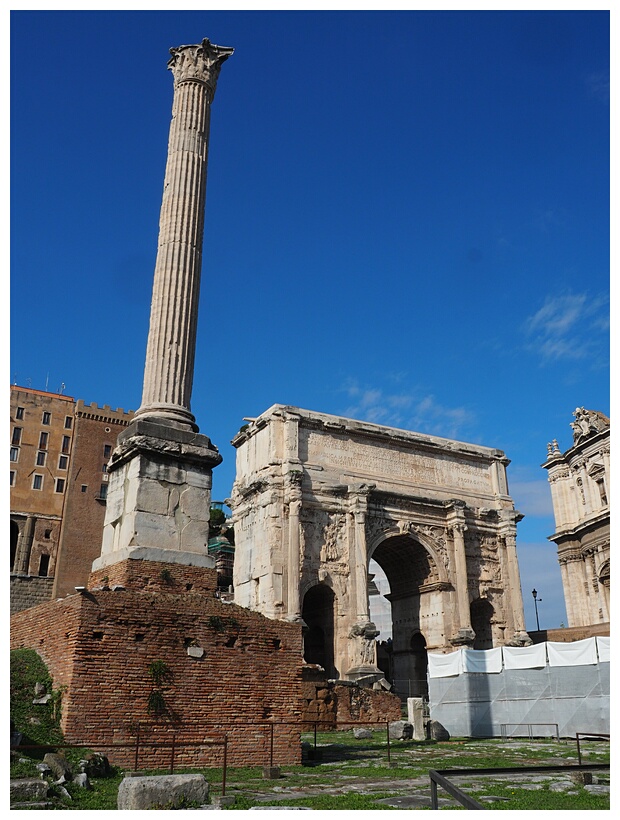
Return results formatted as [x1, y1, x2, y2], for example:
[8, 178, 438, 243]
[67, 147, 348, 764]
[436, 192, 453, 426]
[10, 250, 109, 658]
[168, 39, 234, 95]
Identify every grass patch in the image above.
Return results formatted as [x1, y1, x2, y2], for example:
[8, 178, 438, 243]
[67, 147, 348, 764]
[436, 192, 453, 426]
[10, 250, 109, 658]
[226, 792, 400, 810]
[10, 648, 64, 749]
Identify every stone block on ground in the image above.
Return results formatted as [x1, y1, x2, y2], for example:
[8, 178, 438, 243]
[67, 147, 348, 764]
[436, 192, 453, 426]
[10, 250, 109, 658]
[353, 727, 373, 739]
[43, 752, 73, 781]
[117, 773, 209, 810]
[10, 778, 49, 803]
[429, 720, 450, 741]
[389, 720, 413, 740]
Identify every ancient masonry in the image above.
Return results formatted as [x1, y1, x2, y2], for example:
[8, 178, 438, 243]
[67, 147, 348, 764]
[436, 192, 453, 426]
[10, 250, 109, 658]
[11, 41, 402, 766]
[97, 39, 232, 571]
[543, 407, 610, 628]
[231, 406, 531, 690]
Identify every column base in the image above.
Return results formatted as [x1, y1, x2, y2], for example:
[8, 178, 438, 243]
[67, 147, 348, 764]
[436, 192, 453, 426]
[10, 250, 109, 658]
[506, 630, 533, 647]
[99, 420, 221, 566]
[345, 665, 384, 686]
[450, 627, 476, 647]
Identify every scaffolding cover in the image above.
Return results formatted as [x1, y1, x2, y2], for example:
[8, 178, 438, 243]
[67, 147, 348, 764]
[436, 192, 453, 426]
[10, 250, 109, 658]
[428, 638, 609, 738]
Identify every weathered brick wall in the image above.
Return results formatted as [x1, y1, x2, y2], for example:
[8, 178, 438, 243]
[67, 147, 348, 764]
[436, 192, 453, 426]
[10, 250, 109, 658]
[331, 683, 401, 727]
[10, 575, 54, 615]
[11, 560, 304, 769]
[301, 667, 401, 730]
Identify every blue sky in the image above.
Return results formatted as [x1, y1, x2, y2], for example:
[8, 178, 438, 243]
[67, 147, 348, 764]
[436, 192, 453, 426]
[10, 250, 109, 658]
[10, 9, 610, 632]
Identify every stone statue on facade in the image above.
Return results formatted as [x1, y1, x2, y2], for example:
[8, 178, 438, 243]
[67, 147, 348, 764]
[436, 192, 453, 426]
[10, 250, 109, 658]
[570, 408, 610, 444]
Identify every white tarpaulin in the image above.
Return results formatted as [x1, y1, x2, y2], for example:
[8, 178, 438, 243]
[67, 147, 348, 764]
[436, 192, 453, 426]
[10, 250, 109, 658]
[428, 649, 462, 678]
[596, 636, 610, 663]
[463, 647, 503, 673]
[502, 642, 547, 670]
[547, 637, 598, 667]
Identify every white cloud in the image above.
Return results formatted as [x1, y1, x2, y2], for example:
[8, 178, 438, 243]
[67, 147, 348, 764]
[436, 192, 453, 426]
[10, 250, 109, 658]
[522, 291, 609, 364]
[586, 70, 609, 104]
[509, 479, 554, 518]
[341, 379, 475, 440]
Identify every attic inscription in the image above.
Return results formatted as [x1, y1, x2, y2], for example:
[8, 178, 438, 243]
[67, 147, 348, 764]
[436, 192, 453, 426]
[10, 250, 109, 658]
[304, 431, 491, 493]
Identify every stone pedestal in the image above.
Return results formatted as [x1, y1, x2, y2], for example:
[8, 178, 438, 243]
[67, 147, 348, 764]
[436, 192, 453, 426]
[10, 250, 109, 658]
[407, 697, 427, 741]
[98, 419, 221, 567]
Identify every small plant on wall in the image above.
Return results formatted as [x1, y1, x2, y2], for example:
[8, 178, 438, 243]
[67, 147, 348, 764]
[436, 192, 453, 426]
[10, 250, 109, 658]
[146, 660, 173, 718]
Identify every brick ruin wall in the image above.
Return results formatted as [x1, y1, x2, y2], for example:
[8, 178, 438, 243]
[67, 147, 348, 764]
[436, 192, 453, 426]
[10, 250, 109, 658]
[301, 668, 401, 730]
[11, 560, 305, 769]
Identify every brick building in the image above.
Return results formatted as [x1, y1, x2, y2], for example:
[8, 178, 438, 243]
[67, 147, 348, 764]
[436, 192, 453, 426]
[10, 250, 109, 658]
[10, 385, 133, 613]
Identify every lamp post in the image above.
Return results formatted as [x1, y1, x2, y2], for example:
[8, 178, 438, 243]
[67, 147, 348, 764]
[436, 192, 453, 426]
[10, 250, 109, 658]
[531, 588, 542, 631]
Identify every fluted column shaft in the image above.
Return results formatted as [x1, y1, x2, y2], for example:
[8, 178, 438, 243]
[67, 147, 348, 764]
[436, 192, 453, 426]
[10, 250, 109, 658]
[136, 40, 233, 430]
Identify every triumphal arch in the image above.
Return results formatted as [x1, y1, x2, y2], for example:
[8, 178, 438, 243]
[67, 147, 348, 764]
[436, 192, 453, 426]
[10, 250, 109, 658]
[231, 406, 530, 688]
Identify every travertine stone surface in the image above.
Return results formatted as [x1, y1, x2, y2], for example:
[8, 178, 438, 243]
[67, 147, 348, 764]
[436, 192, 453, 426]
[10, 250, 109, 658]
[135, 39, 233, 431]
[231, 406, 531, 683]
[99, 42, 231, 566]
[543, 408, 610, 627]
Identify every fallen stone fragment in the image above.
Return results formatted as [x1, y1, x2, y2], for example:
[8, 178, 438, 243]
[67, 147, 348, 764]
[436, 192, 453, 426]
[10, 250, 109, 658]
[117, 773, 209, 810]
[10, 778, 49, 803]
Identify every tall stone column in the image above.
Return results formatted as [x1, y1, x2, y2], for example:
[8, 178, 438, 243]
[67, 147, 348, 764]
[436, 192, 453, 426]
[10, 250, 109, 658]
[346, 484, 381, 682]
[285, 472, 303, 622]
[96, 40, 232, 573]
[446, 501, 475, 646]
[135, 39, 234, 430]
[498, 511, 531, 645]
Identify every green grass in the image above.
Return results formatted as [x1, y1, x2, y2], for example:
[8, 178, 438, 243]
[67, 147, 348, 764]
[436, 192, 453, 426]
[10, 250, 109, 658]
[10, 714, 609, 810]
[226, 792, 400, 810]
[10, 648, 64, 749]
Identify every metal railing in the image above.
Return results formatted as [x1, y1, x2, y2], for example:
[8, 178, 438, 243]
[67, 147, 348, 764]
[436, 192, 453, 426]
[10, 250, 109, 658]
[429, 762, 610, 810]
[576, 732, 610, 765]
[500, 722, 560, 741]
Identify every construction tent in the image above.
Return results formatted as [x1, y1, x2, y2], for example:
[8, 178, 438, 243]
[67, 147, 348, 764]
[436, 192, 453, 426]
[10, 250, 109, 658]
[428, 637, 609, 738]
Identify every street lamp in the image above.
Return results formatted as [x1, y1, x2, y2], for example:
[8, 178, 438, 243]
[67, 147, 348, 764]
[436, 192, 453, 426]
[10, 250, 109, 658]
[531, 588, 542, 631]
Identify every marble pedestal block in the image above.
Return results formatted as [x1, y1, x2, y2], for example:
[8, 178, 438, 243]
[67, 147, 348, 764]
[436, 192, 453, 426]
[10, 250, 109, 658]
[96, 419, 222, 570]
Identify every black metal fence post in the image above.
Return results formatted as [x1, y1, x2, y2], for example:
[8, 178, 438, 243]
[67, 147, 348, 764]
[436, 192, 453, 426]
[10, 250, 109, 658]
[386, 721, 391, 764]
[169, 735, 176, 773]
[134, 726, 140, 771]
[270, 722, 275, 768]
[222, 734, 228, 796]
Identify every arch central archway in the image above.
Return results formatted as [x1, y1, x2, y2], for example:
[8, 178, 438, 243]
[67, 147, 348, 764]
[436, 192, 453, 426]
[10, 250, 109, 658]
[370, 533, 446, 699]
[302, 584, 337, 679]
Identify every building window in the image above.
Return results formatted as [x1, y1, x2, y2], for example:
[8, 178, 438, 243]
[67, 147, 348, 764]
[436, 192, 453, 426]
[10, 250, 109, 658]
[99, 483, 108, 500]
[16, 407, 24, 420]
[102, 464, 108, 473]
[55, 478, 65, 494]
[103, 444, 112, 458]
[10, 470, 15, 486]
[32, 474, 43, 490]
[42, 411, 51, 425]
[81, 484, 88, 493]
[36, 451, 46, 466]
[44, 529, 52, 539]
[58, 455, 68, 470]
[597, 479, 608, 507]
[10, 447, 19, 463]
[64, 416, 73, 429]
[62, 435, 71, 454]
[39, 431, 49, 450]
[38, 554, 50, 577]
[12, 428, 22, 446]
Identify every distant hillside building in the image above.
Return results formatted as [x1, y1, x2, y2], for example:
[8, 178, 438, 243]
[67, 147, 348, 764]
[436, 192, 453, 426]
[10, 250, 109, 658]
[543, 407, 610, 628]
[10, 385, 133, 612]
